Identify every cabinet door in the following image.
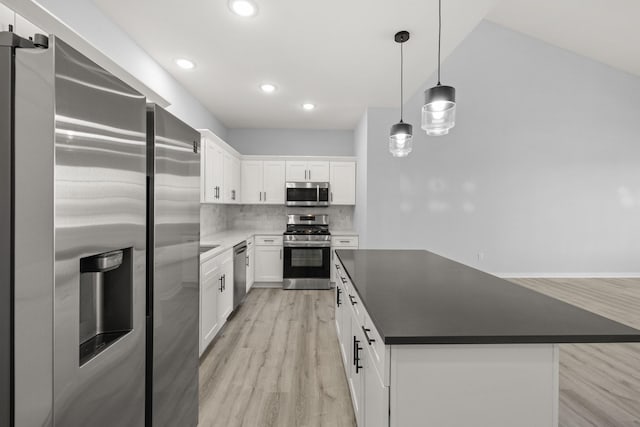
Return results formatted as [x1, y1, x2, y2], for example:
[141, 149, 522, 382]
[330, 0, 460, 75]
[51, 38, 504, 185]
[222, 151, 234, 203]
[308, 161, 330, 182]
[241, 160, 263, 204]
[285, 160, 308, 181]
[246, 246, 255, 291]
[232, 156, 241, 203]
[218, 254, 234, 324]
[262, 161, 285, 204]
[349, 318, 366, 426]
[200, 259, 220, 355]
[204, 141, 217, 203]
[254, 246, 283, 282]
[364, 351, 389, 427]
[330, 162, 356, 205]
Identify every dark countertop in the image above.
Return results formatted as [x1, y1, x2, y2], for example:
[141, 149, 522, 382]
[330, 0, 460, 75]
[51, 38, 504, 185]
[336, 249, 640, 345]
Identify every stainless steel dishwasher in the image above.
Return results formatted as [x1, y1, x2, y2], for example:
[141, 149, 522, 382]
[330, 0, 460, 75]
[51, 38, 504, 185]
[233, 242, 247, 310]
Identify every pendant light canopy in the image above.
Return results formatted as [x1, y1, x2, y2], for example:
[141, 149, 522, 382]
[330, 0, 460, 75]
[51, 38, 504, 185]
[389, 30, 413, 157]
[422, 0, 456, 136]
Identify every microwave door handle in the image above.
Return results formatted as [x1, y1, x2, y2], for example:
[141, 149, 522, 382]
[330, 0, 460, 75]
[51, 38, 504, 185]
[317, 185, 319, 203]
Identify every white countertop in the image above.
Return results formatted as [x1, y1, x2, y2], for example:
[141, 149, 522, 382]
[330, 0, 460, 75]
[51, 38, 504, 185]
[200, 228, 359, 262]
[200, 229, 284, 262]
[329, 230, 359, 236]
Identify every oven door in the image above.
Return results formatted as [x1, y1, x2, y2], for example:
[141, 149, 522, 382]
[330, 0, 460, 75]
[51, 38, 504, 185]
[283, 244, 331, 279]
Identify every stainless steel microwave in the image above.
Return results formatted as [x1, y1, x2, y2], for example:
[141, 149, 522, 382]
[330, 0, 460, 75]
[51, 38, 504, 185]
[285, 182, 330, 207]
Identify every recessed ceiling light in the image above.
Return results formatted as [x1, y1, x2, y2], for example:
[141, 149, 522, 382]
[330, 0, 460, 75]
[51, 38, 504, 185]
[260, 83, 276, 93]
[175, 58, 195, 70]
[229, 0, 257, 17]
[302, 103, 315, 111]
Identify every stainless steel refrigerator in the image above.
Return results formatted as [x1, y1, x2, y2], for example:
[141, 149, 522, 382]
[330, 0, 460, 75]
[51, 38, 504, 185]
[3, 30, 150, 426]
[146, 104, 200, 427]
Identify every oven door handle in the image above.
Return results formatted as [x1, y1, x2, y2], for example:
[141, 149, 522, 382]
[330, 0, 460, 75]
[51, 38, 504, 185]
[283, 242, 331, 248]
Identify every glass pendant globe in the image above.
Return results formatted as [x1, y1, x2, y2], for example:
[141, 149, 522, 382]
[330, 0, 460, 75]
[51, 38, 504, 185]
[389, 122, 413, 157]
[421, 85, 456, 136]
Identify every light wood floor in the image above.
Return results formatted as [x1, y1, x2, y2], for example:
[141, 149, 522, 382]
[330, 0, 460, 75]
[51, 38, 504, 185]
[200, 279, 640, 427]
[512, 278, 640, 427]
[198, 289, 356, 427]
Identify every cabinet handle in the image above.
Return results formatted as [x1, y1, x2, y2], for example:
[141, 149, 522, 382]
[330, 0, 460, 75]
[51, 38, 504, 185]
[280, 249, 282, 260]
[340, 240, 351, 244]
[331, 192, 333, 202]
[219, 276, 224, 292]
[309, 169, 311, 180]
[336, 287, 341, 307]
[341, 277, 347, 284]
[259, 191, 262, 201]
[353, 336, 363, 373]
[263, 239, 274, 242]
[305, 170, 307, 180]
[362, 326, 376, 345]
[349, 294, 357, 305]
[246, 255, 249, 267]
[264, 192, 266, 202]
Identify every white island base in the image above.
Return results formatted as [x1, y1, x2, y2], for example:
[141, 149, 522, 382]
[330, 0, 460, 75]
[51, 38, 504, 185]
[389, 344, 559, 427]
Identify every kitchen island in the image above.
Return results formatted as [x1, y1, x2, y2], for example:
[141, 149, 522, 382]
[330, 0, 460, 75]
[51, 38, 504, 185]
[333, 249, 640, 427]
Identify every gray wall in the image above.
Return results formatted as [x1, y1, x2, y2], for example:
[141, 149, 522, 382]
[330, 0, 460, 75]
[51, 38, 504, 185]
[226, 128, 354, 156]
[358, 21, 640, 276]
[353, 112, 368, 247]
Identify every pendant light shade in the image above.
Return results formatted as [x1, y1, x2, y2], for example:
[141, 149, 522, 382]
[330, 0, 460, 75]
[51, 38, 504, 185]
[422, 0, 456, 136]
[422, 85, 455, 135]
[389, 30, 414, 157]
[389, 121, 413, 157]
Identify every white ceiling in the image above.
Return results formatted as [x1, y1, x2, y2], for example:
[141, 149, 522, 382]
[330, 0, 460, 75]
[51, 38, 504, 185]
[487, 0, 640, 78]
[93, 0, 498, 129]
[94, 0, 640, 130]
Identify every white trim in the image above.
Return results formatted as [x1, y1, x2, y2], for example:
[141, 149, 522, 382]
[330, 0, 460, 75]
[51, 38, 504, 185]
[496, 272, 640, 279]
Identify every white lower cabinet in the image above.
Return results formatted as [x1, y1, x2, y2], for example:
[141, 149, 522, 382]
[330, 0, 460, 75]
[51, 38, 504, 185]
[335, 257, 390, 427]
[246, 238, 255, 292]
[200, 249, 234, 357]
[200, 256, 221, 356]
[331, 235, 359, 284]
[218, 250, 234, 323]
[254, 236, 283, 282]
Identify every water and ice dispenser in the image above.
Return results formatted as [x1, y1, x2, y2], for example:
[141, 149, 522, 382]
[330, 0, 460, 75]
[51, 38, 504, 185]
[79, 248, 133, 365]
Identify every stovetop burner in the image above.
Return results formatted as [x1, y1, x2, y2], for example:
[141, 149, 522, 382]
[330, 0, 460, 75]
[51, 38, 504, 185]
[284, 214, 330, 236]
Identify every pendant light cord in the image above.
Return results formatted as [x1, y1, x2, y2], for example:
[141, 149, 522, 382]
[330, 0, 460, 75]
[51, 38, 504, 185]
[437, 0, 442, 85]
[400, 41, 404, 121]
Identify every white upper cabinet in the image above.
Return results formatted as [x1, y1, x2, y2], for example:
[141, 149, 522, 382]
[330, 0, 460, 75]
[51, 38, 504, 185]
[285, 161, 307, 181]
[330, 162, 356, 205]
[241, 160, 263, 204]
[241, 160, 285, 205]
[203, 138, 224, 203]
[263, 161, 285, 204]
[286, 160, 329, 182]
[201, 130, 241, 205]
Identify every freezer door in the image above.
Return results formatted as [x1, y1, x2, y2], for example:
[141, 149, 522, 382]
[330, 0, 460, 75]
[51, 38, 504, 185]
[147, 105, 200, 427]
[16, 36, 147, 426]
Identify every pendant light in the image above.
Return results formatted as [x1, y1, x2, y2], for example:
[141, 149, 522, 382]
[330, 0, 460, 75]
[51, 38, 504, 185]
[422, 0, 456, 136]
[389, 30, 413, 157]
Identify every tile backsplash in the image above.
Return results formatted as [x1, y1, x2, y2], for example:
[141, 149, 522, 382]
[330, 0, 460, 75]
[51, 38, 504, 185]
[201, 204, 354, 237]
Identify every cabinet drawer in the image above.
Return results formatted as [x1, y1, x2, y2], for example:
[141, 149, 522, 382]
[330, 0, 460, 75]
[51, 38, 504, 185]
[332, 236, 359, 247]
[255, 235, 283, 246]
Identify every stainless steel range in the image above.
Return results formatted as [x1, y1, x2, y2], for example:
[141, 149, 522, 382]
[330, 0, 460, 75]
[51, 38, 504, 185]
[283, 214, 331, 290]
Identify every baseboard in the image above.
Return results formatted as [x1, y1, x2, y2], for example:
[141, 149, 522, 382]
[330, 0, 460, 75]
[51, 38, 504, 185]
[251, 282, 283, 289]
[496, 273, 640, 279]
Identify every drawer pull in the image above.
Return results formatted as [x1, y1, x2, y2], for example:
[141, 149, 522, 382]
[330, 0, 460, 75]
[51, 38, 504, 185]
[336, 287, 342, 307]
[362, 326, 376, 345]
[340, 240, 351, 244]
[349, 294, 357, 305]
